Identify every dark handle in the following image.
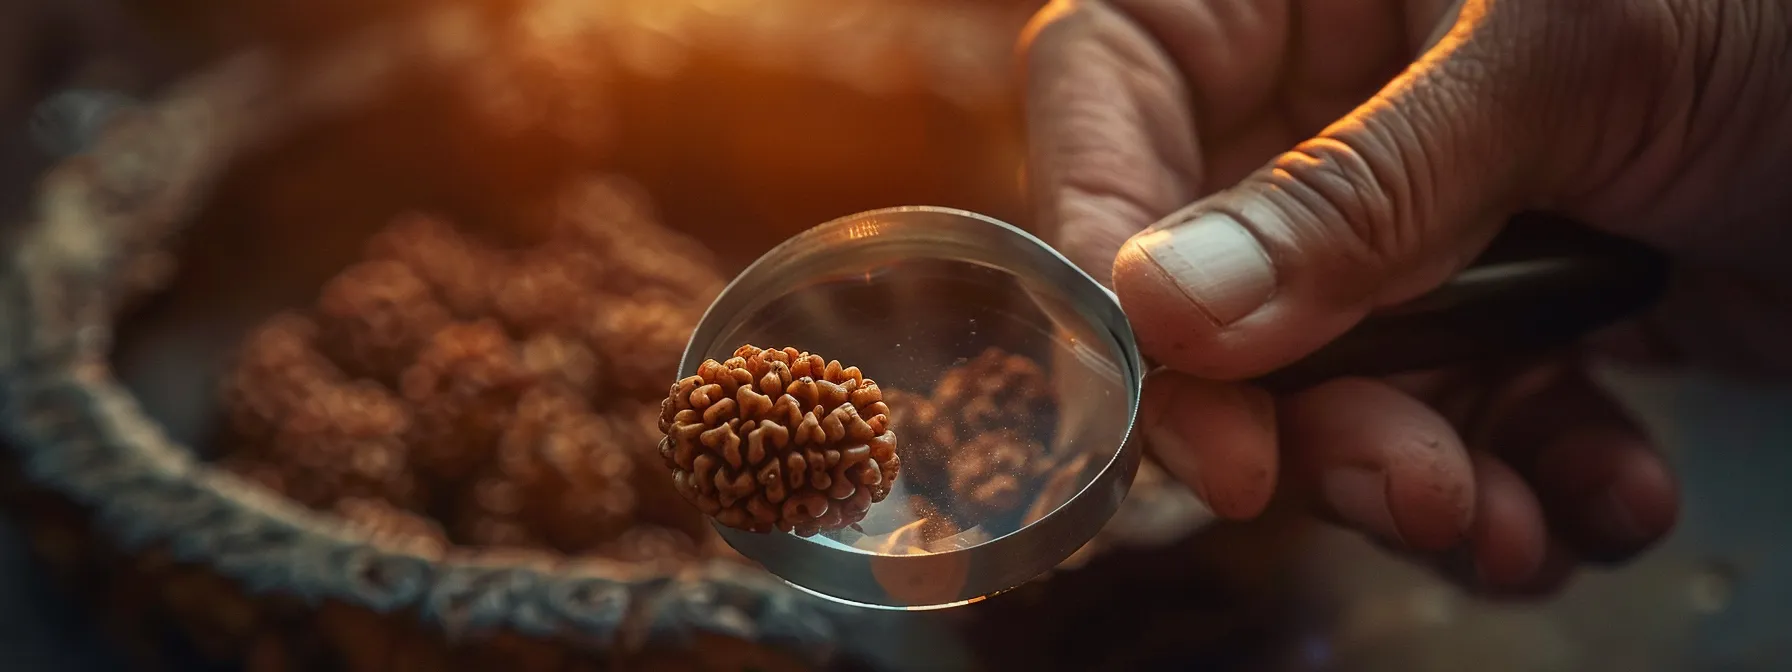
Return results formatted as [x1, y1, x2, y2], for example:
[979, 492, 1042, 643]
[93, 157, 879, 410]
[1251, 212, 1671, 392]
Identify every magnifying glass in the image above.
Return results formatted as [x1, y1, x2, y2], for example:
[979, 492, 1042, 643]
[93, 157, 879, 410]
[674, 206, 1668, 610]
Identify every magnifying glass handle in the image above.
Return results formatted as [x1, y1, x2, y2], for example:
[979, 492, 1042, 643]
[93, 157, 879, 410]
[1249, 212, 1671, 392]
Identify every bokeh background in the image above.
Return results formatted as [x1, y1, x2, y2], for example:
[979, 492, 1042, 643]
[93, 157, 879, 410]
[2, 0, 1788, 670]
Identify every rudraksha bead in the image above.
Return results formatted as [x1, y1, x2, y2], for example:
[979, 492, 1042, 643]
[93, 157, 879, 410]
[220, 312, 343, 443]
[263, 380, 423, 510]
[931, 346, 1054, 437]
[314, 260, 451, 382]
[518, 331, 602, 399]
[484, 385, 638, 552]
[399, 320, 534, 482]
[545, 177, 725, 300]
[946, 429, 1054, 520]
[594, 525, 702, 567]
[491, 249, 598, 336]
[332, 497, 450, 557]
[453, 505, 547, 549]
[213, 188, 737, 562]
[923, 348, 1061, 516]
[658, 345, 900, 536]
[610, 401, 710, 538]
[584, 297, 702, 400]
[362, 212, 503, 319]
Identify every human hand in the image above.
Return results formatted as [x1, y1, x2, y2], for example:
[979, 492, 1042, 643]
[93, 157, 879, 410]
[1022, 0, 1792, 595]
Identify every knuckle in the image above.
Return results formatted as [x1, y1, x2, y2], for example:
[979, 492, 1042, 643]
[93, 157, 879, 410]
[1498, 0, 1685, 188]
[1019, 0, 1106, 62]
[1250, 122, 1430, 282]
[1515, 0, 1680, 62]
[1600, 1, 1681, 66]
[1018, 2, 1077, 69]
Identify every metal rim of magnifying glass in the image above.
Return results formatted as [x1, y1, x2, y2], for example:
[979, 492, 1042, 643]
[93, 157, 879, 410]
[676, 205, 1147, 610]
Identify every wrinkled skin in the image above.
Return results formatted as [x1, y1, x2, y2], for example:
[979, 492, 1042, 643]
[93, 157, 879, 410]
[1023, 0, 1792, 595]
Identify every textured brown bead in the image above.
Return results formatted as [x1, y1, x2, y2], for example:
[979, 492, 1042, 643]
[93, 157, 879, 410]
[491, 250, 602, 335]
[610, 401, 710, 538]
[947, 429, 1053, 519]
[880, 388, 951, 467]
[332, 497, 450, 557]
[263, 381, 423, 510]
[467, 385, 639, 552]
[931, 346, 1053, 435]
[518, 331, 602, 399]
[546, 177, 725, 300]
[895, 348, 1061, 519]
[658, 345, 900, 536]
[314, 260, 452, 382]
[454, 506, 548, 549]
[594, 525, 703, 567]
[399, 320, 533, 481]
[212, 191, 730, 563]
[362, 212, 503, 319]
[220, 312, 343, 443]
[584, 297, 702, 400]
[441, 544, 564, 569]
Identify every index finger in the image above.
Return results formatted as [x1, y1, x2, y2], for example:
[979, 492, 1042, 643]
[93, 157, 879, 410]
[1020, 0, 1199, 281]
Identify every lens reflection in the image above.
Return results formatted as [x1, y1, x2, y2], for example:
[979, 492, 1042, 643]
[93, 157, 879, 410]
[699, 255, 1131, 557]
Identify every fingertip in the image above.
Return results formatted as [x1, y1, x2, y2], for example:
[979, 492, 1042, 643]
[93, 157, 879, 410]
[1610, 446, 1680, 542]
[1113, 235, 1233, 376]
[1112, 216, 1376, 381]
[1140, 372, 1278, 519]
[1021, 1, 1197, 280]
[1534, 429, 1679, 560]
[1017, 0, 1075, 52]
[1481, 540, 1581, 600]
[1465, 452, 1548, 588]
[1282, 378, 1476, 552]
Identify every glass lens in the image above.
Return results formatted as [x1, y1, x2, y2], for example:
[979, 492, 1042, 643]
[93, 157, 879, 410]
[688, 209, 1133, 561]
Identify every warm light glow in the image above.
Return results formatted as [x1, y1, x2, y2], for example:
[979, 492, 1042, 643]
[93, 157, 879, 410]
[693, 0, 757, 18]
[865, 517, 936, 555]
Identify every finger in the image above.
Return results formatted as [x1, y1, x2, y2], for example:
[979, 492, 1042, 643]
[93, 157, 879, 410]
[1477, 366, 1680, 563]
[1278, 0, 1410, 134]
[1098, 0, 1291, 142]
[1279, 377, 1475, 552]
[1138, 371, 1277, 520]
[1373, 522, 1578, 599]
[1460, 451, 1548, 588]
[1110, 0, 1674, 379]
[1019, 0, 1200, 280]
[1532, 428, 1679, 563]
[1460, 537, 1581, 600]
[1111, 0, 1446, 149]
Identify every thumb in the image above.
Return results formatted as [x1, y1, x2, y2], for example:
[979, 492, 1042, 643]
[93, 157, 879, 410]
[1113, 1, 1638, 380]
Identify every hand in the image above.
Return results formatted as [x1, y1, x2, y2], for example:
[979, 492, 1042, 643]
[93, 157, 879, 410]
[1022, 0, 1792, 595]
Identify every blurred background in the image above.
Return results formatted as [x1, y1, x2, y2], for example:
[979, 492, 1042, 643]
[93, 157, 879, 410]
[1, 0, 1788, 670]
